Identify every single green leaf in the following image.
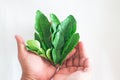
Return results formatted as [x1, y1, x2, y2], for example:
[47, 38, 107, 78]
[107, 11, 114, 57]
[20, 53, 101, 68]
[27, 43, 48, 59]
[60, 33, 80, 64]
[39, 48, 45, 54]
[27, 40, 40, 51]
[52, 49, 57, 64]
[37, 48, 47, 59]
[46, 48, 52, 61]
[26, 45, 38, 54]
[34, 32, 47, 51]
[52, 31, 64, 49]
[52, 49, 61, 64]
[50, 13, 60, 32]
[35, 10, 52, 50]
[58, 15, 76, 41]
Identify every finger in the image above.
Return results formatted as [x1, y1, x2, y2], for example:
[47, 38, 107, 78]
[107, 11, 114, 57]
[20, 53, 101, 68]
[84, 58, 89, 68]
[68, 67, 77, 73]
[57, 68, 70, 74]
[61, 61, 67, 68]
[66, 48, 76, 60]
[73, 50, 80, 67]
[79, 57, 86, 67]
[75, 42, 79, 49]
[66, 57, 73, 67]
[77, 67, 84, 71]
[15, 35, 27, 57]
[83, 58, 89, 71]
[78, 42, 86, 58]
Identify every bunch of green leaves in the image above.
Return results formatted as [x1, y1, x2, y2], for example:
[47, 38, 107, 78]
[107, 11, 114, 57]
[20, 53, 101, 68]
[26, 10, 80, 65]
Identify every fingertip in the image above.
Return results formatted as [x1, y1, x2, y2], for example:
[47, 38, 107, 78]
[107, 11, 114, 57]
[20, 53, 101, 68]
[15, 35, 26, 53]
[15, 35, 18, 38]
[15, 35, 20, 42]
[15, 35, 25, 44]
[15, 35, 18, 42]
[79, 41, 83, 49]
[15, 35, 20, 40]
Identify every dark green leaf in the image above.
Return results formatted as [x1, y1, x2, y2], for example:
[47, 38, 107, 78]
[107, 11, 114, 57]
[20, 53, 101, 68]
[60, 33, 80, 64]
[34, 32, 47, 50]
[58, 15, 76, 41]
[50, 13, 60, 33]
[52, 49, 61, 64]
[35, 10, 52, 50]
[52, 31, 64, 49]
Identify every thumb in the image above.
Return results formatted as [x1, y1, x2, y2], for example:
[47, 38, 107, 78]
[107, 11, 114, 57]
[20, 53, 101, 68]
[15, 35, 27, 58]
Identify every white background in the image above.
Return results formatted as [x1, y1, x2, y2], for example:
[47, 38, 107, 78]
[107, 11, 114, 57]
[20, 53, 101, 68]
[0, 0, 120, 80]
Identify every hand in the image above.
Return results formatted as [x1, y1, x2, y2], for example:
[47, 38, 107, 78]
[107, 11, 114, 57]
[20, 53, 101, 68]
[53, 42, 89, 80]
[15, 35, 56, 80]
[15, 35, 89, 80]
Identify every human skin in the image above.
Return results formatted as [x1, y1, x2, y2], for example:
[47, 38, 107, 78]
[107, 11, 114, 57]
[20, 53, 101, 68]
[15, 35, 89, 80]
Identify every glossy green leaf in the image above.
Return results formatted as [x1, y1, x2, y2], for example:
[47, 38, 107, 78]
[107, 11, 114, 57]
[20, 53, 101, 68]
[58, 15, 76, 41]
[37, 48, 47, 59]
[34, 32, 47, 51]
[50, 13, 60, 33]
[52, 49, 61, 64]
[52, 31, 64, 49]
[35, 10, 52, 51]
[60, 33, 80, 64]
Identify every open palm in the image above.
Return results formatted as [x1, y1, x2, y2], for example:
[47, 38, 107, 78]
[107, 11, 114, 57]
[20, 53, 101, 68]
[15, 35, 56, 80]
[53, 42, 89, 80]
[15, 35, 89, 80]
